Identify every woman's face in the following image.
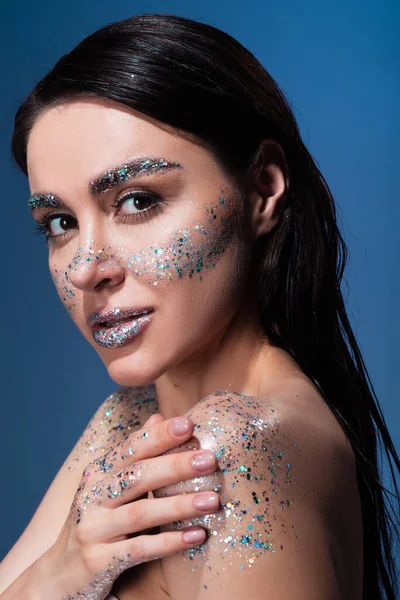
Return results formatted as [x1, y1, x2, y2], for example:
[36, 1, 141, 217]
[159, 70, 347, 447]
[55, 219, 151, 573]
[26, 98, 251, 386]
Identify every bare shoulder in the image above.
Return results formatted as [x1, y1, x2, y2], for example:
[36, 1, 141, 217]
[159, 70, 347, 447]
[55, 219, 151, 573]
[157, 383, 363, 600]
[189, 384, 358, 514]
[66, 383, 159, 472]
[0, 383, 159, 593]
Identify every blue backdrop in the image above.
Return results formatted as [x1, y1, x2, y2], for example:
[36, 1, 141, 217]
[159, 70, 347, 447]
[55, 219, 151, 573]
[1, 0, 398, 568]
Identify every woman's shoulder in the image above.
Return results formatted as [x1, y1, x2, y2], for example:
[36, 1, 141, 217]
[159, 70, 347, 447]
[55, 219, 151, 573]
[157, 380, 362, 599]
[190, 376, 356, 472]
[67, 383, 159, 469]
[188, 379, 359, 517]
[97, 382, 160, 429]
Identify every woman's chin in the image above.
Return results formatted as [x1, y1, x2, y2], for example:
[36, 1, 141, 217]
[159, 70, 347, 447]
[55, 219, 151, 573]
[101, 351, 162, 388]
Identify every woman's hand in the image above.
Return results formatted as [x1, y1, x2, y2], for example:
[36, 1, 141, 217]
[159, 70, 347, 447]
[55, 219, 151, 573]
[3, 414, 219, 600]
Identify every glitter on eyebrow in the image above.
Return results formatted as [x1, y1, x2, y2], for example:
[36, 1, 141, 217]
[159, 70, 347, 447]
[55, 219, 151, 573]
[28, 156, 181, 213]
[28, 192, 64, 211]
[89, 156, 182, 196]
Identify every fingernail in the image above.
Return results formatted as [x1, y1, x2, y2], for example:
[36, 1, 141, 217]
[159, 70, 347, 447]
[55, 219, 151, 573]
[170, 417, 190, 437]
[193, 493, 219, 511]
[191, 451, 216, 471]
[182, 528, 206, 545]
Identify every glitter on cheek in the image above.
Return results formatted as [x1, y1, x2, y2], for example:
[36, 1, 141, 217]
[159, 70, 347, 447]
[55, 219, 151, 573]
[48, 188, 236, 319]
[120, 188, 236, 286]
[50, 266, 78, 316]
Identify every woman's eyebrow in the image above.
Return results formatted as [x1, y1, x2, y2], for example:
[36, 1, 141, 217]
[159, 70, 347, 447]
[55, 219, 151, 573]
[28, 193, 65, 212]
[28, 156, 183, 211]
[89, 156, 183, 196]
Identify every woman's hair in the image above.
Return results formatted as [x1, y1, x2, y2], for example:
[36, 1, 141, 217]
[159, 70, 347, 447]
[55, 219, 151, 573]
[11, 13, 399, 598]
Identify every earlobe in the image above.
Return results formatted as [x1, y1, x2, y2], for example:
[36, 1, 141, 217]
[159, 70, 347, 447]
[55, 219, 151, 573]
[248, 140, 289, 239]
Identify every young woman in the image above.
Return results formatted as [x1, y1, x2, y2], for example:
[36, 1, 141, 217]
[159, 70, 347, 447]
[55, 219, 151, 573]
[1, 12, 399, 600]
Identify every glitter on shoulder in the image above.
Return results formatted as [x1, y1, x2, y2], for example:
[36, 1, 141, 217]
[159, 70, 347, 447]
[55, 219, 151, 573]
[154, 390, 301, 574]
[67, 383, 159, 471]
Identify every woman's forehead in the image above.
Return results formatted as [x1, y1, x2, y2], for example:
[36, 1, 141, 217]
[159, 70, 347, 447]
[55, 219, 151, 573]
[26, 100, 209, 193]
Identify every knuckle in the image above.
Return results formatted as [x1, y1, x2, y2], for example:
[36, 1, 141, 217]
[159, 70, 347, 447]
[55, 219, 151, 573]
[125, 430, 137, 446]
[164, 531, 182, 554]
[171, 454, 184, 479]
[159, 533, 171, 554]
[172, 494, 186, 517]
[81, 543, 99, 576]
[128, 537, 145, 564]
[129, 499, 149, 524]
[146, 423, 163, 450]
[75, 519, 91, 546]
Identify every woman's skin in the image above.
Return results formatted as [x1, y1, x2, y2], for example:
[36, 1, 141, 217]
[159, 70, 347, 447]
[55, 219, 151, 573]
[26, 97, 288, 418]
[18, 98, 363, 599]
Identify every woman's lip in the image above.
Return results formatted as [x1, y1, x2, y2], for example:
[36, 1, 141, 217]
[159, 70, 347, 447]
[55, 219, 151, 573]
[102, 314, 139, 328]
[91, 312, 153, 348]
[88, 308, 154, 329]
[93, 310, 154, 330]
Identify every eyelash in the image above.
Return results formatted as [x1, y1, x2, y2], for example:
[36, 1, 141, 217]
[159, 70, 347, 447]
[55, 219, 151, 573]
[34, 191, 166, 243]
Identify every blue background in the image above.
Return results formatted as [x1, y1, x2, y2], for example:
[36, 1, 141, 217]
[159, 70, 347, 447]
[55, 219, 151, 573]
[0, 0, 398, 570]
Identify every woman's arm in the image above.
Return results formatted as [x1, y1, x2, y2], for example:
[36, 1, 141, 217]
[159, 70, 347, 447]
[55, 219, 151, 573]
[154, 387, 363, 600]
[0, 385, 159, 592]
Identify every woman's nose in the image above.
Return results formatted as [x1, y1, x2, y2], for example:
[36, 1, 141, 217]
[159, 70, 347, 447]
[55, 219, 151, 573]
[66, 246, 125, 292]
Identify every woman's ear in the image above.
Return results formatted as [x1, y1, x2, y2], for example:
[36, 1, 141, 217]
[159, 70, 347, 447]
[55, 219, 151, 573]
[246, 139, 289, 239]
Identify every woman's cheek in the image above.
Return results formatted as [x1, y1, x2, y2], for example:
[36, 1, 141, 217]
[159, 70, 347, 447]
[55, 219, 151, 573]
[50, 265, 80, 317]
[120, 190, 238, 288]
[49, 190, 241, 321]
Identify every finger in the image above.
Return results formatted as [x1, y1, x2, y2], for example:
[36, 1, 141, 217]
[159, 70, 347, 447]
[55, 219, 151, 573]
[114, 527, 208, 567]
[104, 448, 218, 508]
[91, 492, 220, 542]
[127, 416, 195, 461]
[96, 416, 196, 475]
[82, 527, 207, 582]
[144, 413, 166, 428]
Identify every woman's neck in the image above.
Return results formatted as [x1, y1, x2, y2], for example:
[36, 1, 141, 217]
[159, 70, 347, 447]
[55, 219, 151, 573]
[153, 307, 298, 419]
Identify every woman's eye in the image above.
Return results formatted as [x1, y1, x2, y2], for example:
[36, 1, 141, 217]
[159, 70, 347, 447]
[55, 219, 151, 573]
[114, 191, 158, 214]
[49, 214, 77, 237]
[35, 191, 163, 243]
